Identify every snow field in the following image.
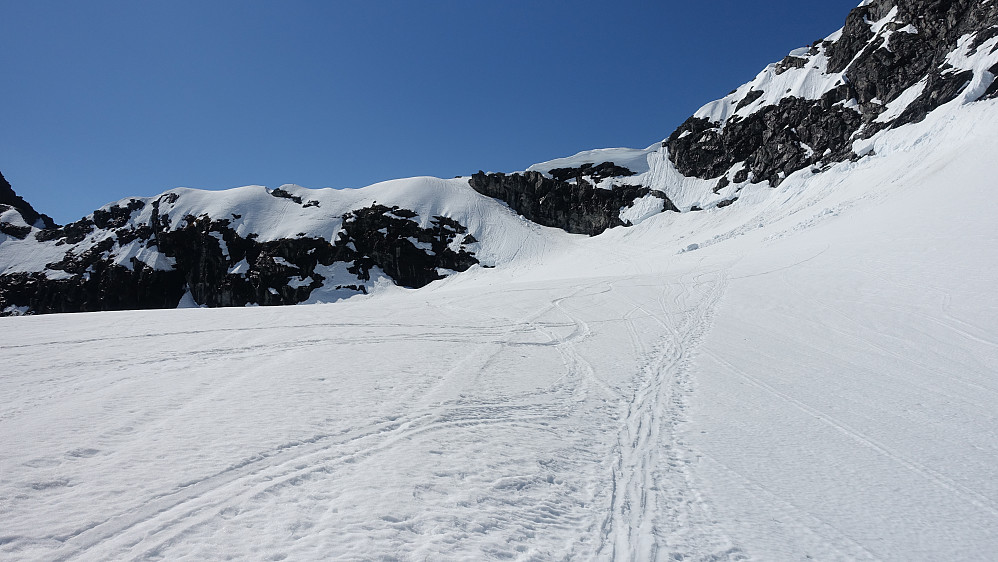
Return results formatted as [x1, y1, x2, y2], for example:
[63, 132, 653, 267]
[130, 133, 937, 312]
[0, 265, 740, 560]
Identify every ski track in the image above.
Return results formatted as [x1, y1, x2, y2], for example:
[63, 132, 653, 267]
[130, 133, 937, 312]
[1, 270, 746, 561]
[696, 451, 880, 562]
[705, 351, 998, 520]
[597, 269, 744, 562]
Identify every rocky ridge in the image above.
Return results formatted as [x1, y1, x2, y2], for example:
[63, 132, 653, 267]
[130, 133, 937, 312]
[665, 0, 998, 187]
[469, 167, 677, 236]
[3, 0, 998, 315]
[1, 187, 480, 315]
[0, 171, 56, 235]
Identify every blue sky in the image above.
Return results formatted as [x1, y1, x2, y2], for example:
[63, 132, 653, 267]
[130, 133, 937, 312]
[2, 1, 860, 223]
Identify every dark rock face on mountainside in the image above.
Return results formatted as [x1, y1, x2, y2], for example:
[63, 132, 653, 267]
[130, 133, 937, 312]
[469, 167, 677, 236]
[547, 162, 636, 184]
[0, 186, 478, 315]
[827, 0, 998, 124]
[666, 0, 998, 186]
[0, 171, 57, 234]
[667, 93, 864, 186]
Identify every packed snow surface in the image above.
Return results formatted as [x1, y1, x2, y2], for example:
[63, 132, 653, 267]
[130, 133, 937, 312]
[527, 146, 657, 176]
[3, 94, 998, 562]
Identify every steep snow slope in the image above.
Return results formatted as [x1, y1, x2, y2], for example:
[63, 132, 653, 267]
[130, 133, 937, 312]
[2, 92, 996, 560]
[686, 100, 998, 560]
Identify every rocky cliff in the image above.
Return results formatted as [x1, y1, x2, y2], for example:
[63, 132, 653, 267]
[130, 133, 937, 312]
[0, 183, 482, 315]
[469, 166, 677, 236]
[665, 0, 998, 187]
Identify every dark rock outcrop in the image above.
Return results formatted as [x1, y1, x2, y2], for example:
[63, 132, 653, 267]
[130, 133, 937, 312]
[667, 90, 864, 186]
[269, 187, 319, 208]
[0, 268, 185, 316]
[735, 90, 765, 111]
[0, 221, 32, 240]
[983, 62, 998, 100]
[775, 56, 808, 75]
[666, 0, 998, 186]
[548, 162, 637, 183]
[469, 167, 676, 236]
[0, 171, 57, 231]
[0, 195, 479, 315]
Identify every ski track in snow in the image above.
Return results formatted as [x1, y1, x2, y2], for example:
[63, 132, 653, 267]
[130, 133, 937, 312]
[598, 268, 745, 562]
[1, 268, 746, 561]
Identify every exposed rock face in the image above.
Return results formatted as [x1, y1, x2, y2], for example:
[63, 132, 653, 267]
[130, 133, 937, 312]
[469, 166, 676, 236]
[827, 0, 996, 127]
[150, 203, 477, 309]
[665, 0, 998, 186]
[667, 91, 864, 186]
[335, 205, 479, 289]
[0, 186, 479, 315]
[0, 171, 57, 233]
[547, 162, 636, 183]
[0, 263, 186, 316]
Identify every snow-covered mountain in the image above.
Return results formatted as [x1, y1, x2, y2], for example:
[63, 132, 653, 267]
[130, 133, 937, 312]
[3, 1, 998, 560]
[2, 0, 997, 316]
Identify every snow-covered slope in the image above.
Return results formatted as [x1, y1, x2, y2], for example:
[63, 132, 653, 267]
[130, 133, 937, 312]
[2, 86, 996, 561]
[2, 1, 998, 558]
[689, 100, 998, 560]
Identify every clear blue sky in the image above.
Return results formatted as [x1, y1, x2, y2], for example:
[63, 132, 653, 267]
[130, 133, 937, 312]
[1, 0, 860, 224]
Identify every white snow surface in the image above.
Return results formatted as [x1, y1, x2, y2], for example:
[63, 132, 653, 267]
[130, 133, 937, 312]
[693, 45, 841, 126]
[2, 93, 998, 560]
[527, 146, 658, 176]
